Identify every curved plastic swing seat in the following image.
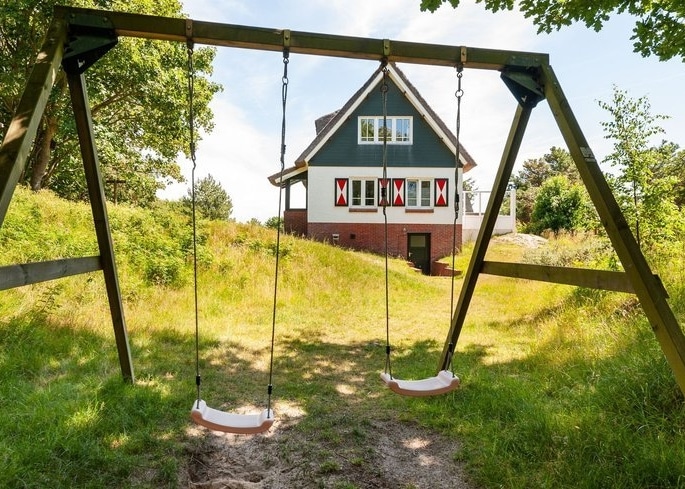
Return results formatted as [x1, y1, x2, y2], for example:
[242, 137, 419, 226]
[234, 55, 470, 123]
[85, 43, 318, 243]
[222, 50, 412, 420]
[191, 400, 275, 434]
[380, 370, 460, 397]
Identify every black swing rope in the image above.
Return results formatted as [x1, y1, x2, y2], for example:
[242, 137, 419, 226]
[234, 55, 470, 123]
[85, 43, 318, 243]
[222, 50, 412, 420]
[445, 64, 464, 373]
[187, 41, 203, 408]
[188, 41, 288, 416]
[380, 61, 393, 378]
[267, 47, 290, 416]
[382, 62, 464, 379]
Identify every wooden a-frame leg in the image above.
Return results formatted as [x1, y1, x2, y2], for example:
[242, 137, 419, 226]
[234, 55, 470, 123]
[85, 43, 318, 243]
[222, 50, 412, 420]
[439, 103, 533, 371]
[67, 72, 135, 383]
[0, 17, 66, 229]
[542, 64, 685, 396]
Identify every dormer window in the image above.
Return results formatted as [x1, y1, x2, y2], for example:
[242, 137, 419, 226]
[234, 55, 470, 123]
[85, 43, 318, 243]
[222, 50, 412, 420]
[358, 116, 412, 144]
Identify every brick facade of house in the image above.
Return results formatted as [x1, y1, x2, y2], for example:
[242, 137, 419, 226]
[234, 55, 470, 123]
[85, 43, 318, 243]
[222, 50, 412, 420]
[307, 222, 461, 264]
[283, 209, 307, 236]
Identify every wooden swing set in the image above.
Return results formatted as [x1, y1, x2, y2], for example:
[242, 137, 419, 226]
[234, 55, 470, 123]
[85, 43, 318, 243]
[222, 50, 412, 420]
[2, 6, 685, 434]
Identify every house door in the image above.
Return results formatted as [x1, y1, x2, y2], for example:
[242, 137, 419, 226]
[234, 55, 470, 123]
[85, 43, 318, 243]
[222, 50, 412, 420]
[407, 233, 431, 275]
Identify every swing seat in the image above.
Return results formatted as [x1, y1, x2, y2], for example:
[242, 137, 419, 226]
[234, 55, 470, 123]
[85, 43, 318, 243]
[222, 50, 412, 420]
[191, 400, 275, 434]
[380, 370, 460, 397]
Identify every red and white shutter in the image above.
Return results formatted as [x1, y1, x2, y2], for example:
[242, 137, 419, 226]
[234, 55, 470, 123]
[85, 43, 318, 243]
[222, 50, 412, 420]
[392, 178, 405, 206]
[335, 178, 348, 206]
[435, 178, 448, 207]
[378, 178, 390, 206]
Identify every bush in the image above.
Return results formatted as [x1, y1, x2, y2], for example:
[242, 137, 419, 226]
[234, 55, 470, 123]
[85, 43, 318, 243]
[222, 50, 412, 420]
[530, 175, 591, 234]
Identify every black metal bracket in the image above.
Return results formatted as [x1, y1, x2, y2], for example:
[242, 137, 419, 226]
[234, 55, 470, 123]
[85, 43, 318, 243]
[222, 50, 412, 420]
[63, 12, 118, 75]
[501, 67, 545, 108]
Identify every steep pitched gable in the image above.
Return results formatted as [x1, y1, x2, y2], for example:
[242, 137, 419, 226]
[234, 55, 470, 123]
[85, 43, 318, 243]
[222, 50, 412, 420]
[269, 62, 476, 185]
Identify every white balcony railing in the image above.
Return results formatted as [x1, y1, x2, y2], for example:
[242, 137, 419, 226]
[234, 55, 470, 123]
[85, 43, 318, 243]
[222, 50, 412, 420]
[461, 189, 516, 242]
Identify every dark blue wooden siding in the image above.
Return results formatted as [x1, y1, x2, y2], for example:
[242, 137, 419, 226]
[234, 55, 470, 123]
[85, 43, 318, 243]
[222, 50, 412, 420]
[309, 78, 456, 168]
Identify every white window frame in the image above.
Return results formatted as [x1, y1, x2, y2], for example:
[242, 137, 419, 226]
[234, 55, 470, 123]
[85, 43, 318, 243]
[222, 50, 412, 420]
[406, 178, 433, 208]
[357, 116, 412, 144]
[350, 177, 377, 208]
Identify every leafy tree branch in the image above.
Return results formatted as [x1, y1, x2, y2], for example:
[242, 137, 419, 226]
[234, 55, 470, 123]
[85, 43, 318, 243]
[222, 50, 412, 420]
[420, 0, 685, 61]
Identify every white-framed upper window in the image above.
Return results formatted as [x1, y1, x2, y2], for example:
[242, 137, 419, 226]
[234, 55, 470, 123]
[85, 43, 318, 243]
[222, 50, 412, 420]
[350, 178, 376, 207]
[406, 178, 432, 208]
[358, 116, 412, 144]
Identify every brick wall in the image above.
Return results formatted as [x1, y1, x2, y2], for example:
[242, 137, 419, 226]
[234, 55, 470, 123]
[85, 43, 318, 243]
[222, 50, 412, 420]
[307, 222, 461, 263]
[284, 209, 307, 236]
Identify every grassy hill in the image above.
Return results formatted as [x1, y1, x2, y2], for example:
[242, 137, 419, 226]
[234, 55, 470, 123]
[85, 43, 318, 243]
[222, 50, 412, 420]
[1, 187, 684, 488]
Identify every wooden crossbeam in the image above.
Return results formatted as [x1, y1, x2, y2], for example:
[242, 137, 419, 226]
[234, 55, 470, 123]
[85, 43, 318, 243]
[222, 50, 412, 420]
[0, 256, 102, 290]
[480, 261, 636, 294]
[54, 6, 548, 70]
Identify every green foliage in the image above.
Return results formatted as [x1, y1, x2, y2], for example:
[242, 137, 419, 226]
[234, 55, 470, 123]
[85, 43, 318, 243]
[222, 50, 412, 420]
[0, 0, 222, 203]
[183, 174, 233, 221]
[264, 216, 283, 230]
[419, 0, 685, 61]
[513, 147, 583, 229]
[529, 175, 591, 234]
[599, 86, 685, 256]
[653, 142, 685, 209]
[0, 186, 209, 287]
[523, 231, 617, 270]
[3, 191, 685, 487]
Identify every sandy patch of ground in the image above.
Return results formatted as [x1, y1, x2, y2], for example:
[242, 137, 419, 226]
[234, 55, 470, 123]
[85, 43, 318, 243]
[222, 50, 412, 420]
[183, 411, 476, 489]
[491, 233, 547, 249]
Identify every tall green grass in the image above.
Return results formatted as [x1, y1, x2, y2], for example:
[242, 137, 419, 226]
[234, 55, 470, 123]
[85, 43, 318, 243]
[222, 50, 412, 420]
[1, 188, 684, 488]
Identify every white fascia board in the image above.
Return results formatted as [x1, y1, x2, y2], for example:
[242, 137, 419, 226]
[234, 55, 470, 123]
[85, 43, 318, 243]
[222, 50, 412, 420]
[272, 165, 307, 185]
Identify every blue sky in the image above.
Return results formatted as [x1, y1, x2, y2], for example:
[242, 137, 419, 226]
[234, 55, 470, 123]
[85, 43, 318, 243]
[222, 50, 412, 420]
[167, 0, 685, 222]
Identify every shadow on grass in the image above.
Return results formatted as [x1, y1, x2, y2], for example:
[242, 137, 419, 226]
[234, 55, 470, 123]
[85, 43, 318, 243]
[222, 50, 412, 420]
[0, 311, 460, 488]
[4, 295, 684, 489]
[0, 312, 217, 488]
[411, 292, 685, 489]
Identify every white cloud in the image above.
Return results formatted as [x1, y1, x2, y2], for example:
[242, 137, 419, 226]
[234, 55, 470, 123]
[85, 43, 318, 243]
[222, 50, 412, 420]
[172, 0, 685, 219]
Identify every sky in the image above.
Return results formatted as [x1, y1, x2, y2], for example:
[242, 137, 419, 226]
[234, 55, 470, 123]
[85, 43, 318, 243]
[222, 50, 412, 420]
[162, 0, 685, 222]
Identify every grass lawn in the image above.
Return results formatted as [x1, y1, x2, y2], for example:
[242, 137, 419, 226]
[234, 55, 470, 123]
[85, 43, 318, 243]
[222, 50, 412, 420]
[1, 190, 684, 488]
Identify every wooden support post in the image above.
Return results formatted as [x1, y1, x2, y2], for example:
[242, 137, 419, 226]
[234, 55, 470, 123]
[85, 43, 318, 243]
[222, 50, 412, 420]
[542, 64, 685, 395]
[0, 17, 66, 229]
[439, 103, 533, 371]
[67, 72, 134, 383]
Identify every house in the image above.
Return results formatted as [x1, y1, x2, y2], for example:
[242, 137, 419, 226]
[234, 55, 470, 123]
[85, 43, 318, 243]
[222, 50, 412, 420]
[269, 63, 478, 275]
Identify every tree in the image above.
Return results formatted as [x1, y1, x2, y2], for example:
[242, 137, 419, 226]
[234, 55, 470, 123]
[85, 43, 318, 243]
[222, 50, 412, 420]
[185, 174, 232, 221]
[419, 0, 685, 61]
[530, 175, 588, 234]
[599, 86, 685, 251]
[264, 216, 283, 230]
[461, 176, 476, 213]
[512, 146, 581, 227]
[0, 0, 221, 204]
[653, 142, 685, 208]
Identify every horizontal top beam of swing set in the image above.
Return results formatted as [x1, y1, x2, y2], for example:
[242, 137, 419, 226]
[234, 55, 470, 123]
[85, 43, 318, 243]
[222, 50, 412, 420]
[55, 6, 549, 71]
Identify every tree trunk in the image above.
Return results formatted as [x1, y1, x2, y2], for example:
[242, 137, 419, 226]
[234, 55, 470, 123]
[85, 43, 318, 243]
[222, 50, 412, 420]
[30, 115, 57, 191]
